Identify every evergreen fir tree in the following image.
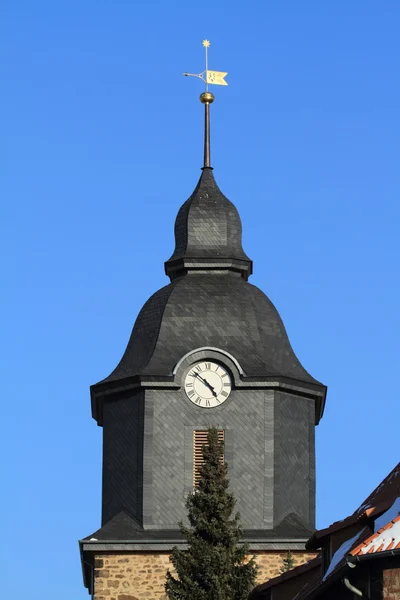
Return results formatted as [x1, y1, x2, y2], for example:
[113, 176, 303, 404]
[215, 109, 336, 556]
[165, 427, 258, 600]
[279, 551, 295, 574]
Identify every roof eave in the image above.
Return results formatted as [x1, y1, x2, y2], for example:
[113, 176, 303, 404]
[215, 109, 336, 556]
[79, 539, 93, 593]
[348, 547, 400, 563]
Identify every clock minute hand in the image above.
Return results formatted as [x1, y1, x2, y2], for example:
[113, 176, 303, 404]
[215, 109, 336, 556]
[194, 372, 213, 388]
[194, 372, 217, 397]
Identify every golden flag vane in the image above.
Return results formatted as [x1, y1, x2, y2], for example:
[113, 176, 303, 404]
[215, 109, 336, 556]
[183, 39, 228, 90]
[183, 40, 228, 169]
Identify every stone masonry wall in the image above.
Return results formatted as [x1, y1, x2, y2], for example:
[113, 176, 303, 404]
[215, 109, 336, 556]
[383, 568, 400, 600]
[93, 551, 317, 600]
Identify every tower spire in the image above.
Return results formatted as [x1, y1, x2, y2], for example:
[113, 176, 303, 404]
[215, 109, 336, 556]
[200, 90, 214, 168]
[183, 39, 228, 169]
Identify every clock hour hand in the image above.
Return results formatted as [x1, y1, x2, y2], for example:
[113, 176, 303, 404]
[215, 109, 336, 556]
[193, 373, 217, 397]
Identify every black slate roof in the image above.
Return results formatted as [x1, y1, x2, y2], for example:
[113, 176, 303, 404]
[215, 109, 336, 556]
[92, 167, 326, 399]
[84, 510, 314, 542]
[165, 167, 252, 280]
[96, 271, 321, 386]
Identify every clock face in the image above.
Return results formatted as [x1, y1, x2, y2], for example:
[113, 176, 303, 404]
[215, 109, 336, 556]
[184, 361, 232, 408]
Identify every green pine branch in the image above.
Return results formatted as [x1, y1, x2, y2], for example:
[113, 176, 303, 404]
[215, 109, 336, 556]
[166, 428, 258, 600]
[280, 551, 295, 574]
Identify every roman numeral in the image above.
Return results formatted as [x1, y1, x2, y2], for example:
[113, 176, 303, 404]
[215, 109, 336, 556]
[222, 373, 228, 378]
[186, 382, 193, 388]
[221, 390, 228, 397]
[188, 390, 195, 398]
[223, 383, 230, 387]
[195, 365, 202, 372]
[205, 399, 210, 407]
[205, 363, 211, 370]
[194, 397, 201, 404]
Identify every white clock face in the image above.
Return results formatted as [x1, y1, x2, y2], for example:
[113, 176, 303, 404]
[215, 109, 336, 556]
[184, 361, 232, 408]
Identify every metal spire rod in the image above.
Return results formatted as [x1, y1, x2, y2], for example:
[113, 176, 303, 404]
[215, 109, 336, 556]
[200, 92, 214, 168]
[183, 39, 228, 170]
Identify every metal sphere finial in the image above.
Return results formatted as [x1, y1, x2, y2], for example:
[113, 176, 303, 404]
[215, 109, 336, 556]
[200, 92, 215, 104]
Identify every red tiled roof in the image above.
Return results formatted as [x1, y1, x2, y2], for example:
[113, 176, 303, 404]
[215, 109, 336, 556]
[294, 528, 371, 600]
[280, 463, 400, 600]
[307, 462, 400, 550]
[362, 498, 395, 519]
[355, 462, 400, 515]
[351, 515, 400, 556]
[259, 464, 400, 600]
[299, 509, 400, 598]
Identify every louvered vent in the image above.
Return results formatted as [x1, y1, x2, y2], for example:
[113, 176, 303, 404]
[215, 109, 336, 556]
[193, 430, 224, 488]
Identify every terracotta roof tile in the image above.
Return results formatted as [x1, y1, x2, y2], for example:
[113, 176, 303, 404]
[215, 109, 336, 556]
[351, 515, 400, 556]
[291, 465, 400, 599]
[294, 528, 371, 600]
[386, 540, 395, 551]
[306, 462, 400, 550]
[362, 498, 396, 519]
[355, 462, 400, 515]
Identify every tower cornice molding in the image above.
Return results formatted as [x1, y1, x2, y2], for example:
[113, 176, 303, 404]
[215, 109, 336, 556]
[90, 372, 326, 426]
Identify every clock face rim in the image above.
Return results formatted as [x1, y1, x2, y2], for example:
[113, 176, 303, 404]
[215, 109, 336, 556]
[184, 360, 232, 408]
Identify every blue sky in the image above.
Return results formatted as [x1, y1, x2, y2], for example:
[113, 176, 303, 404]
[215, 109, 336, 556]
[2, 1, 399, 598]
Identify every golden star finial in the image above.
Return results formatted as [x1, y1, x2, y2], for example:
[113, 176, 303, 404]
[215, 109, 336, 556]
[183, 40, 228, 91]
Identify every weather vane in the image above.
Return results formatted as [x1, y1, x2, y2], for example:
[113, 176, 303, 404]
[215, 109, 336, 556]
[183, 40, 228, 169]
[183, 39, 228, 91]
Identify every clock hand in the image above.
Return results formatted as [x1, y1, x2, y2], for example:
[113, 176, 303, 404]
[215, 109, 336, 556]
[194, 373, 217, 397]
[194, 373, 213, 388]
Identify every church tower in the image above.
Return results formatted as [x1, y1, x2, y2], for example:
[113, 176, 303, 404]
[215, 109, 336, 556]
[80, 43, 326, 599]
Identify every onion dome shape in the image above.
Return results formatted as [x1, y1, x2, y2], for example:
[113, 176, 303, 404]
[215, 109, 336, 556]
[165, 168, 252, 280]
[98, 272, 322, 388]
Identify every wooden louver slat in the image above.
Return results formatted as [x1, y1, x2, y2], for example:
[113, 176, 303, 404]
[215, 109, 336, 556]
[193, 430, 224, 487]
